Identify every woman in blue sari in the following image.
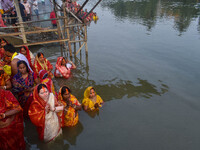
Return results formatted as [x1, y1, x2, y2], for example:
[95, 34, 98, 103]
[12, 60, 39, 117]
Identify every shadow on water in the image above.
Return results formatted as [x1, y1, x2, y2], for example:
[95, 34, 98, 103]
[101, 0, 200, 34]
[24, 118, 83, 150]
[54, 56, 169, 102]
[62, 122, 84, 145]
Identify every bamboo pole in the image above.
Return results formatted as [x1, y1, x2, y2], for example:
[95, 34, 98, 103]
[83, 0, 102, 19]
[75, 0, 89, 15]
[14, 0, 27, 43]
[15, 38, 69, 47]
[65, 8, 83, 23]
[76, 42, 85, 55]
[65, 10, 73, 57]
[84, 25, 88, 55]
[72, 27, 76, 54]
[77, 26, 81, 47]
[0, 28, 58, 37]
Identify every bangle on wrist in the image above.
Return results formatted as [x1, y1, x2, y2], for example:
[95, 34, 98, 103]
[4, 86, 6, 90]
[3, 113, 6, 118]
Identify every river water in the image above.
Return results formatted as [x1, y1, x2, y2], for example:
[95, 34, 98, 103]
[21, 0, 200, 149]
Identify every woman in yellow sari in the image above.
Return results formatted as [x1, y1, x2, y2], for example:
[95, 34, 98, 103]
[58, 86, 81, 127]
[82, 86, 104, 111]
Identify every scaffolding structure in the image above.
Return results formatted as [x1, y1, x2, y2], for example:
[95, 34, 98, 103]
[0, 0, 102, 58]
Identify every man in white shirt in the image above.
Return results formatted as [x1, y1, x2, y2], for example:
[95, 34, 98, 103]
[23, 0, 31, 21]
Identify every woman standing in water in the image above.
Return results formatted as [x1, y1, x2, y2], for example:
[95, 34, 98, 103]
[0, 89, 25, 150]
[54, 57, 76, 79]
[12, 60, 39, 117]
[58, 86, 81, 127]
[82, 86, 104, 111]
[34, 52, 54, 78]
[29, 84, 63, 142]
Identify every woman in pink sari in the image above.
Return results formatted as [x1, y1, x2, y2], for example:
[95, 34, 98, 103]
[54, 57, 76, 79]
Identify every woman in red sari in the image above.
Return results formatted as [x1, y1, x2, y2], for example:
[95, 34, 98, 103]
[0, 89, 25, 150]
[20, 46, 35, 70]
[29, 84, 63, 143]
[39, 69, 57, 97]
[34, 52, 54, 78]
[54, 57, 76, 79]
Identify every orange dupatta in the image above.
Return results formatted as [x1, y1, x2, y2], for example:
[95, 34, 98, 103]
[28, 85, 47, 141]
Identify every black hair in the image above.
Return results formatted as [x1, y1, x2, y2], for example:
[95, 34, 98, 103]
[37, 52, 44, 58]
[3, 44, 16, 53]
[42, 73, 48, 79]
[17, 60, 29, 73]
[21, 46, 27, 50]
[0, 38, 8, 44]
[61, 86, 71, 95]
[37, 84, 48, 94]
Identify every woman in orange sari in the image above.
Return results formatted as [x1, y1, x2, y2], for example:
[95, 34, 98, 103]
[54, 57, 76, 79]
[0, 89, 25, 150]
[0, 66, 11, 90]
[20, 46, 35, 70]
[34, 52, 54, 78]
[39, 69, 57, 97]
[58, 86, 81, 127]
[82, 86, 104, 111]
[29, 84, 63, 142]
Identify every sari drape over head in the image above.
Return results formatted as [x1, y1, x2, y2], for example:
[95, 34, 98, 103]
[29, 85, 62, 142]
[0, 89, 25, 150]
[39, 70, 57, 97]
[20, 46, 35, 70]
[34, 55, 53, 78]
[13, 53, 33, 72]
[54, 57, 71, 79]
[12, 62, 36, 116]
[57, 87, 81, 127]
[82, 86, 103, 111]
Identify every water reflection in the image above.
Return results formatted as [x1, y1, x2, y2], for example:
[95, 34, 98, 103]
[62, 122, 84, 145]
[54, 57, 169, 101]
[102, 0, 200, 34]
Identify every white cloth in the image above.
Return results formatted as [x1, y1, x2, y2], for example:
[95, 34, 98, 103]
[29, 51, 35, 66]
[32, 1, 38, 10]
[23, 2, 31, 14]
[44, 93, 62, 142]
[13, 53, 33, 72]
[55, 63, 72, 76]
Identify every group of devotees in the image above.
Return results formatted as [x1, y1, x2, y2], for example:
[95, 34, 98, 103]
[0, 38, 104, 149]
